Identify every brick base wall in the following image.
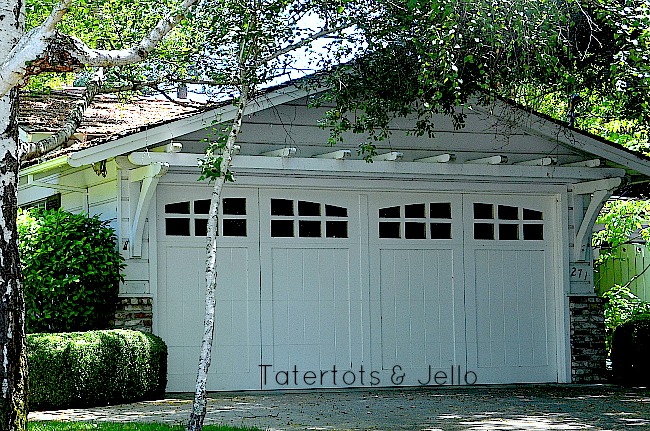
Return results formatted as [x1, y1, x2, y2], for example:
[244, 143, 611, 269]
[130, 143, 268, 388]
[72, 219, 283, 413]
[112, 297, 153, 333]
[569, 296, 607, 383]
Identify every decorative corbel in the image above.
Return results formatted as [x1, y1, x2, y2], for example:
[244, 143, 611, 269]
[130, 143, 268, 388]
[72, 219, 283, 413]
[571, 177, 622, 262]
[129, 162, 169, 258]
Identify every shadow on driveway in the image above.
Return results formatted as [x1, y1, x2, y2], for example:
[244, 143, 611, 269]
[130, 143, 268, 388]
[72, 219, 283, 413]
[29, 385, 650, 430]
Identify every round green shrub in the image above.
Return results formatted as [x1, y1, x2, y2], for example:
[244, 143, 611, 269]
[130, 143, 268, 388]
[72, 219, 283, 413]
[27, 329, 167, 410]
[18, 209, 124, 333]
[610, 314, 650, 386]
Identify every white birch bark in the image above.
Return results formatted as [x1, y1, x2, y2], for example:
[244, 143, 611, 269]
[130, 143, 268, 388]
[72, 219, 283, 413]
[0, 0, 197, 98]
[186, 82, 249, 431]
[0, 1, 28, 429]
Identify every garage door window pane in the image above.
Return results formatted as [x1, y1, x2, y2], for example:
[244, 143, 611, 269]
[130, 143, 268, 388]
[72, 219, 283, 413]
[379, 206, 400, 218]
[523, 224, 544, 240]
[430, 203, 451, 219]
[379, 222, 401, 238]
[271, 220, 294, 237]
[223, 198, 246, 215]
[326, 221, 348, 238]
[405, 204, 425, 218]
[499, 224, 519, 240]
[430, 223, 452, 239]
[166, 218, 190, 236]
[224, 219, 247, 236]
[194, 199, 210, 215]
[299, 220, 321, 237]
[474, 203, 494, 219]
[195, 219, 208, 236]
[298, 201, 320, 216]
[325, 205, 347, 217]
[474, 223, 494, 240]
[523, 209, 543, 220]
[498, 205, 519, 220]
[271, 199, 293, 216]
[405, 222, 426, 239]
[165, 201, 190, 214]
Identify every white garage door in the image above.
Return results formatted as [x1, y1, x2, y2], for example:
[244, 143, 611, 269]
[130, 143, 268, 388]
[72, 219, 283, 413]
[368, 194, 467, 386]
[157, 186, 261, 391]
[463, 195, 558, 383]
[157, 187, 558, 391]
[258, 189, 365, 389]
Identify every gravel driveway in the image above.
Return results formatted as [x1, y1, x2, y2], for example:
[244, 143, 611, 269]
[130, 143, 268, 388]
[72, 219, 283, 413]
[29, 385, 650, 430]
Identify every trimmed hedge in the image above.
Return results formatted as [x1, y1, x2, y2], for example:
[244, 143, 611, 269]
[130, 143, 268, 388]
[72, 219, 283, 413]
[610, 314, 650, 386]
[27, 330, 167, 410]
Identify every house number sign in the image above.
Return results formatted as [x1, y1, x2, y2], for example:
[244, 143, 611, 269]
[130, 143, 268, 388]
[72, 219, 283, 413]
[569, 262, 592, 283]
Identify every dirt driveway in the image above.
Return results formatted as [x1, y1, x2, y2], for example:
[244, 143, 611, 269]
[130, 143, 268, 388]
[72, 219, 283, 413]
[29, 385, 650, 430]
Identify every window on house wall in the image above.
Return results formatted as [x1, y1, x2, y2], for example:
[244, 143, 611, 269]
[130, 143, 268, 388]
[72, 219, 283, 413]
[164, 198, 247, 237]
[270, 199, 349, 238]
[378, 202, 453, 239]
[473, 203, 544, 241]
[21, 193, 61, 211]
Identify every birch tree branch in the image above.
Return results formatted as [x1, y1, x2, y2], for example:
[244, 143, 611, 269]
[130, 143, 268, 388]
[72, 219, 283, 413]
[0, 0, 75, 96]
[256, 23, 351, 66]
[0, 0, 198, 97]
[20, 71, 103, 162]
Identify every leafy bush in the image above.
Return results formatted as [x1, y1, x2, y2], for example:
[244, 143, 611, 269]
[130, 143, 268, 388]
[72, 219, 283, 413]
[602, 284, 650, 353]
[18, 209, 124, 333]
[27, 329, 167, 410]
[610, 314, 650, 386]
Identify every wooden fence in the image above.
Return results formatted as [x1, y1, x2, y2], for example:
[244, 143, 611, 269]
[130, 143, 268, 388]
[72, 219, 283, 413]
[595, 244, 650, 302]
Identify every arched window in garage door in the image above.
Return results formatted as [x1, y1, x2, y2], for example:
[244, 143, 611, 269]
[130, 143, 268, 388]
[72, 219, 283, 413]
[269, 199, 348, 238]
[164, 198, 248, 237]
[378, 202, 453, 239]
[472, 203, 544, 241]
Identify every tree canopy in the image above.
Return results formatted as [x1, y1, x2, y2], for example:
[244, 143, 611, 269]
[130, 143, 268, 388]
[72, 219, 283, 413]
[310, 0, 650, 155]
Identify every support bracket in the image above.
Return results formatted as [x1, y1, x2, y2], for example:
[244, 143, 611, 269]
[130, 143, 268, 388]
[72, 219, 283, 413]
[129, 162, 169, 258]
[572, 177, 622, 261]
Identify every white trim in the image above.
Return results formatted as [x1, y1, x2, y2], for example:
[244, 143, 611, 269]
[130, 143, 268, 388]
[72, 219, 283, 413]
[466, 155, 507, 164]
[571, 178, 622, 261]
[66, 86, 316, 168]
[128, 152, 627, 181]
[416, 153, 456, 163]
[261, 147, 296, 157]
[515, 157, 557, 166]
[313, 149, 352, 160]
[129, 162, 169, 257]
[20, 156, 69, 177]
[374, 151, 403, 161]
[562, 159, 601, 168]
[555, 190, 571, 383]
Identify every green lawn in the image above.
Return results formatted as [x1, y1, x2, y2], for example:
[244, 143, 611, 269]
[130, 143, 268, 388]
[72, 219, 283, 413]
[28, 423, 261, 431]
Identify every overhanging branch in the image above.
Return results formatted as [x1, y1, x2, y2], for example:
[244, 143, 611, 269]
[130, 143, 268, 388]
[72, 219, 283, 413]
[20, 72, 103, 162]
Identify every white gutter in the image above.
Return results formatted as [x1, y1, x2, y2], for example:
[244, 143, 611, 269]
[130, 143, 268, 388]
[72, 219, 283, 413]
[19, 155, 70, 177]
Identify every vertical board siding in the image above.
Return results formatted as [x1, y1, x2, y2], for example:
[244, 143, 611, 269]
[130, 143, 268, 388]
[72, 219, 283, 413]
[268, 247, 359, 385]
[379, 249, 457, 373]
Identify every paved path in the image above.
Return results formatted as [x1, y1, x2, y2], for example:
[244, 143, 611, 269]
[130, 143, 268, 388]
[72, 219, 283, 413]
[29, 385, 650, 430]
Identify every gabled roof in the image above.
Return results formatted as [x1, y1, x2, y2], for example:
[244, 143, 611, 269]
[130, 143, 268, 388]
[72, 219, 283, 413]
[18, 83, 650, 180]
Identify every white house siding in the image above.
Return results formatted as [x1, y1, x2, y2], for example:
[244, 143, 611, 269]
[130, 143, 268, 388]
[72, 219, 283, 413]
[153, 177, 563, 392]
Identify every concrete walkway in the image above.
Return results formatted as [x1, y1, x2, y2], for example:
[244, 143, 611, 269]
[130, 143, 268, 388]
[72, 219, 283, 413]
[29, 385, 650, 430]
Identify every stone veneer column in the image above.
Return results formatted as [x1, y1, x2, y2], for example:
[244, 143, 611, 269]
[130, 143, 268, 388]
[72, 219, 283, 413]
[569, 296, 607, 382]
[112, 297, 153, 333]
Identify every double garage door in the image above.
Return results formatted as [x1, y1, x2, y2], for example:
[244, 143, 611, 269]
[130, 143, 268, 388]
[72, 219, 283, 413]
[156, 185, 558, 391]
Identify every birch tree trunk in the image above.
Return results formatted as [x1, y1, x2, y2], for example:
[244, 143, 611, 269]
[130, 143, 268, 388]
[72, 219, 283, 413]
[0, 1, 28, 430]
[186, 83, 249, 431]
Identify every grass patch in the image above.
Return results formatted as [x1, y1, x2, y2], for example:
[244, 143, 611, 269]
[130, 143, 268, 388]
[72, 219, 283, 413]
[28, 423, 261, 431]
